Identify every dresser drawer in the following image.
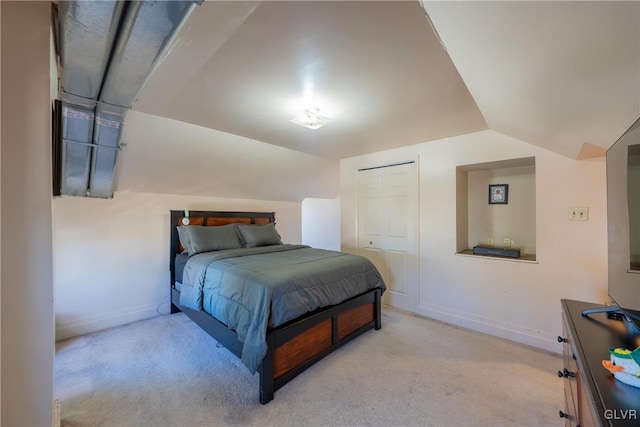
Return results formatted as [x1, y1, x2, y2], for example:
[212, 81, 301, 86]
[563, 386, 578, 426]
[561, 318, 580, 416]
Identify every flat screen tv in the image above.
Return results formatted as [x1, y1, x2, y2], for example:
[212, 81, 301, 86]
[583, 117, 640, 337]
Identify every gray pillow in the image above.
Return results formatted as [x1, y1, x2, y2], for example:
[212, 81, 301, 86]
[236, 223, 282, 248]
[176, 226, 193, 254]
[182, 224, 243, 254]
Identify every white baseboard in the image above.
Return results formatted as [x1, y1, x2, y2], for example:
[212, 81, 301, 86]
[53, 399, 60, 427]
[415, 303, 562, 354]
[56, 302, 164, 341]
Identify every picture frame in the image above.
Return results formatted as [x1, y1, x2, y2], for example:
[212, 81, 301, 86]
[488, 184, 508, 204]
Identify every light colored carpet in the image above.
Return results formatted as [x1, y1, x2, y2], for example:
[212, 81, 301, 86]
[55, 308, 563, 426]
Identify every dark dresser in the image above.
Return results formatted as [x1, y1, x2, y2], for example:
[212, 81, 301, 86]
[560, 299, 640, 426]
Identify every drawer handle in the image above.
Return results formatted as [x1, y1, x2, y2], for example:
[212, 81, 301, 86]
[557, 368, 576, 378]
[559, 410, 570, 419]
[558, 335, 568, 343]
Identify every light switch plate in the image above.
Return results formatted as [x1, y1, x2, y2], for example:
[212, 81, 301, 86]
[568, 207, 589, 221]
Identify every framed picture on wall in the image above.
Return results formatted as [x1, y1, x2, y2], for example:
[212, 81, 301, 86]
[489, 184, 509, 204]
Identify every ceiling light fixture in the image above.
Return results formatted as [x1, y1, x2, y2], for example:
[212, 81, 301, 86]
[290, 108, 330, 130]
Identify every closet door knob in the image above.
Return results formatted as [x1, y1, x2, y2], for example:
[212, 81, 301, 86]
[558, 336, 568, 343]
[559, 410, 569, 419]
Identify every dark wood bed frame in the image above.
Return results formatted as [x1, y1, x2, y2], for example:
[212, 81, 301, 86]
[169, 210, 382, 404]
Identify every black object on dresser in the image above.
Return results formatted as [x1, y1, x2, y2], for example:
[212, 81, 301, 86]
[560, 299, 640, 426]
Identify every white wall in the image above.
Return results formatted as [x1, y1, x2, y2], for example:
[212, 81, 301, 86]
[341, 130, 607, 353]
[301, 198, 341, 250]
[1, 2, 54, 425]
[53, 191, 302, 340]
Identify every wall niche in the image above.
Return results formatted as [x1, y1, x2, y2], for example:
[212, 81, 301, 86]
[456, 157, 536, 262]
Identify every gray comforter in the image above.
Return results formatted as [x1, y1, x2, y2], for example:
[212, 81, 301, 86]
[179, 244, 385, 373]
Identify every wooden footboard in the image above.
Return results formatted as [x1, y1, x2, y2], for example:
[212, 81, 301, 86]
[172, 287, 382, 404]
[259, 288, 381, 404]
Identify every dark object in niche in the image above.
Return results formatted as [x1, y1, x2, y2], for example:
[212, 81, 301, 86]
[472, 244, 520, 258]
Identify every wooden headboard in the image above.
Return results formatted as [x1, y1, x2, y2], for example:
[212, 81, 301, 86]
[169, 210, 276, 288]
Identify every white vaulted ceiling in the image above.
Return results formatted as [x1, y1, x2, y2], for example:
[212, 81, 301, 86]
[116, 111, 339, 201]
[423, 1, 640, 159]
[116, 1, 639, 200]
[133, 0, 486, 160]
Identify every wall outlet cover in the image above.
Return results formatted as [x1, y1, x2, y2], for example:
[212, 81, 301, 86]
[568, 207, 589, 221]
